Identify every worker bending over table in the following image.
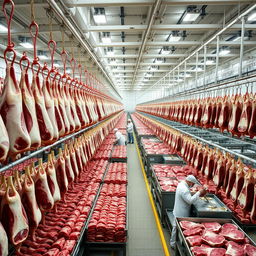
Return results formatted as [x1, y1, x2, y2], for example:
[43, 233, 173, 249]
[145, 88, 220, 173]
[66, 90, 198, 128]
[114, 128, 126, 146]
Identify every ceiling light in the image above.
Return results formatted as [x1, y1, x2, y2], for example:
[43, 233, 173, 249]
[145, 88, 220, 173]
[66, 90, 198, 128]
[102, 32, 111, 44]
[19, 42, 33, 49]
[248, 12, 256, 21]
[106, 50, 114, 56]
[0, 24, 8, 32]
[206, 59, 214, 65]
[219, 49, 230, 56]
[93, 8, 107, 24]
[176, 78, 183, 82]
[150, 66, 159, 71]
[161, 47, 170, 55]
[182, 72, 192, 78]
[195, 67, 203, 71]
[155, 58, 164, 64]
[110, 58, 116, 64]
[168, 34, 181, 42]
[183, 11, 200, 22]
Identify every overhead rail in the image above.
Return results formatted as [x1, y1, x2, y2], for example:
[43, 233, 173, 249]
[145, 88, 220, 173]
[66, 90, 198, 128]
[139, 112, 256, 167]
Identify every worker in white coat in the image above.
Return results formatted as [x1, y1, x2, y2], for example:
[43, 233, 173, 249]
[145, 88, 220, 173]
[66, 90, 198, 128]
[170, 175, 207, 249]
[114, 128, 126, 145]
[127, 119, 134, 144]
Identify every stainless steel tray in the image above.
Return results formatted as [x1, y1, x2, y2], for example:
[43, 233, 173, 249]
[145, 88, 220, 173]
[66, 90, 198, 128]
[175, 217, 256, 256]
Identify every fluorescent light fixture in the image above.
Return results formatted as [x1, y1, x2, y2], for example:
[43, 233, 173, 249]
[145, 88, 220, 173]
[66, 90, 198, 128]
[176, 78, 183, 82]
[155, 58, 164, 64]
[102, 36, 111, 44]
[19, 42, 33, 49]
[106, 50, 114, 56]
[161, 49, 170, 55]
[93, 8, 107, 24]
[248, 12, 256, 21]
[183, 73, 192, 78]
[110, 58, 116, 64]
[233, 36, 248, 41]
[150, 65, 159, 71]
[219, 49, 230, 56]
[206, 59, 214, 65]
[0, 24, 8, 32]
[183, 12, 200, 22]
[168, 34, 181, 42]
[195, 67, 203, 71]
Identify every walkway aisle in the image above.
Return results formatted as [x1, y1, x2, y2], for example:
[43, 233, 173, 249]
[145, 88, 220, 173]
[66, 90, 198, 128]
[127, 143, 165, 256]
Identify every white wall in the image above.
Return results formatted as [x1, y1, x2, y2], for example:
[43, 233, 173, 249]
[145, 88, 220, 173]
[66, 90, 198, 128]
[121, 90, 138, 112]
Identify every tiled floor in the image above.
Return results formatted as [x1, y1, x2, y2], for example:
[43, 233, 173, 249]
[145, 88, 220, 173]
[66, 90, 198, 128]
[126, 143, 166, 256]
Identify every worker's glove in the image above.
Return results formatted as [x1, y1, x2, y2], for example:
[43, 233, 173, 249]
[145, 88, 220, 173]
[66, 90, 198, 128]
[199, 188, 207, 197]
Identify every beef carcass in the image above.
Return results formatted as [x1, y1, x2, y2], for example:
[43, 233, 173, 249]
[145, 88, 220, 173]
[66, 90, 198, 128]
[238, 92, 252, 136]
[0, 176, 29, 245]
[214, 96, 222, 128]
[74, 86, 88, 128]
[0, 222, 8, 256]
[0, 176, 7, 205]
[201, 98, 212, 128]
[57, 81, 70, 135]
[228, 94, 242, 137]
[248, 97, 256, 139]
[218, 95, 231, 132]
[32, 72, 54, 145]
[42, 70, 59, 143]
[35, 159, 54, 211]
[201, 230, 225, 247]
[64, 144, 75, 184]
[55, 148, 68, 199]
[45, 154, 61, 203]
[194, 100, 203, 126]
[213, 154, 226, 189]
[20, 67, 41, 149]
[13, 170, 22, 195]
[230, 165, 245, 204]
[21, 167, 42, 240]
[204, 148, 215, 180]
[237, 169, 255, 214]
[0, 115, 9, 163]
[68, 85, 81, 131]
[250, 184, 256, 224]
[0, 63, 31, 158]
[69, 144, 79, 180]
[225, 159, 238, 197]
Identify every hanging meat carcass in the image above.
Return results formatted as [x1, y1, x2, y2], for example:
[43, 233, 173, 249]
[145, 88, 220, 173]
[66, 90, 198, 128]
[225, 159, 240, 198]
[201, 97, 212, 128]
[237, 169, 255, 215]
[238, 92, 252, 136]
[19, 55, 41, 149]
[213, 153, 226, 189]
[13, 170, 22, 195]
[32, 68, 54, 145]
[0, 221, 8, 256]
[248, 95, 256, 139]
[0, 176, 29, 245]
[230, 165, 245, 204]
[34, 159, 54, 212]
[0, 115, 9, 163]
[0, 176, 7, 206]
[250, 184, 256, 223]
[0, 63, 31, 158]
[68, 85, 81, 131]
[228, 93, 242, 137]
[63, 144, 75, 185]
[214, 96, 222, 128]
[42, 65, 59, 143]
[218, 95, 231, 132]
[21, 167, 42, 240]
[194, 99, 203, 126]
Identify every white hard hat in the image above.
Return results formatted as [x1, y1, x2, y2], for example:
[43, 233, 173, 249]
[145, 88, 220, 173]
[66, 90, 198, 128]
[114, 128, 118, 132]
[186, 175, 200, 185]
[128, 119, 131, 121]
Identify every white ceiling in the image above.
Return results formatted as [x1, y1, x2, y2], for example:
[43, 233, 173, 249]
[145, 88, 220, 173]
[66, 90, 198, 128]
[0, 0, 256, 96]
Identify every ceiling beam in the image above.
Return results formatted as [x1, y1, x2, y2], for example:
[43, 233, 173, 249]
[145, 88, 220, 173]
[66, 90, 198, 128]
[108, 62, 216, 66]
[89, 24, 256, 32]
[96, 41, 256, 47]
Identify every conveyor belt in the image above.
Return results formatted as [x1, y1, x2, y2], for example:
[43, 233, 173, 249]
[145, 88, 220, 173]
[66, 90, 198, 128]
[139, 112, 256, 168]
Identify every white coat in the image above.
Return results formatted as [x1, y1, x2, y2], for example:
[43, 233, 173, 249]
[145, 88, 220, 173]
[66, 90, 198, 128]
[127, 122, 133, 133]
[173, 181, 200, 217]
[115, 131, 126, 145]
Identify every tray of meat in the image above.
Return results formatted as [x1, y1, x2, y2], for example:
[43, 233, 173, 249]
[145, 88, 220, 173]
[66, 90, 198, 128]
[175, 217, 256, 256]
[191, 194, 232, 219]
[110, 146, 127, 162]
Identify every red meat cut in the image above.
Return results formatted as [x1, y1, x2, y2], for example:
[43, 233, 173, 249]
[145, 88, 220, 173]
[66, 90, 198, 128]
[0, 115, 9, 163]
[250, 184, 256, 223]
[0, 222, 8, 256]
[0, 63, 31, 158]
[192, 245, 226, 256]
[179, 220, 204, 230]
[225, 241, 244, 256]
[183, 227, 203, 237]
[186, 235, 202, 247]
[244, 244, 256, 256]
[202, 222, 222, 233]
[201, 230, 225, 247]
[0, 176, 29, 245]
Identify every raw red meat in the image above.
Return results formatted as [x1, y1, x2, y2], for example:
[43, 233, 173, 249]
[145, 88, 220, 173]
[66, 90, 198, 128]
[0, 222, 8, 256]
[237, 169, 255, 213]
[228, 94, 242, 136]
[70, 144, 79, 180]
[32, 71, 54, 145]
[238, 92, 252, 135]
[64, 144, 75, 184]
[20, 66, 41, 149]
[43, 248, 60, 256]
[218, 95, 231, 132]
[55, 148, 68, 198]
[221, 223, 238, 231]
[220, 225, 244, 243]
[250, 184, 256, 223]
[244, 244, 256, 256]
[230, 165, 245, 204]
[21, 167, 42, 240]
[213, 154, 226, 189]
[63, 239, 76, 252]
[192, 246, 226, 256]
[0, 115, 9, 163]
[186, 235, 202, 247]
[183, 227, 203, 237]
[201, 230, 225, 247]
[248, 97, 256, 138]
[225, 241, 244, 256]
[0, 176, 29, 245]
[202, 222, 222, 233]
[225, 160, 238, 197]
[180, 221, 204, 230]
[0, 63, 31, 158]
[69, 86, 81, 131]
[35, 159, 54, 211]
[52, 237, 66, 250]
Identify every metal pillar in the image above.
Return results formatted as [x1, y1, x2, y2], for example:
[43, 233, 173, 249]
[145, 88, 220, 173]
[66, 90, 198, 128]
[184, 61, 186, 92]
[215, 35, 220, 83]
[195, 52, 199, 87]
[239, 17, 245, 77]
[203, 45, 207, 88]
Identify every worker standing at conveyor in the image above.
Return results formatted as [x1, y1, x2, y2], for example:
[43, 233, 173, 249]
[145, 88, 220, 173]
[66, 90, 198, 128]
[127, 119, 134, 144]
[114, 128, 126, 145]
[170, 175, 207, 249]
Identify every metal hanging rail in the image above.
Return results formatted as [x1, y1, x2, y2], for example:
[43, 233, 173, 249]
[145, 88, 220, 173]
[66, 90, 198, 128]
[139, 112, 256, 167]
[0, 112, 122, 174]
